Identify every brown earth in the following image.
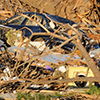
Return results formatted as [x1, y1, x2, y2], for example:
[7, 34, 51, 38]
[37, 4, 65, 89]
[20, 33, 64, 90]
[0, 0, 100, 24]
[19, 0, 100, 24]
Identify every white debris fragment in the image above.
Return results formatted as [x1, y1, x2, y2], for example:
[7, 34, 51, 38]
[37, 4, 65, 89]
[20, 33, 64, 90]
[30, 85, 41, 88]
[43, 84, 50, 88]
[11, 77, 18, 80]
[3, 67, 11, 76]
[1, 76, 9, 81]
[67, 89, 73, 92]
[89, 52, 97, 58]
[59, 77, 63, 80]
[29, 41, 47, 51]
[13, 90, 16, 94]
[89, 48, 100, 58]
[1, 76, 18, 81]
[59, 66, 66, 73]
[49, 21, 55, 29]
[0, 39, 4, 46]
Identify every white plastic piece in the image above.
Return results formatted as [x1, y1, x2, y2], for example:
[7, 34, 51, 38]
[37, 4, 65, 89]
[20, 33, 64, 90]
[59, 66, 66, 73]
[89, 48, 100, 58]
[1, 76, 9, 81]
[43, 84, 50, 88]
[30, 85, 41, 88]
[13, 90, 16, 94]
[3, 67, 11, 76]
[49, 21, 55, 29]
[29, 41, 47, 51]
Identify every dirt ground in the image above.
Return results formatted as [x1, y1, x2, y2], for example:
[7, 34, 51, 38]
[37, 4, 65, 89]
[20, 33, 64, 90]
[19, 0, 100, 23]
[0, 0, 100, 24]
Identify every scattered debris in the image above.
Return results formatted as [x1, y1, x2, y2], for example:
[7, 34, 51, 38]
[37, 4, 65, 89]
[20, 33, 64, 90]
[0, 0, 100, 100]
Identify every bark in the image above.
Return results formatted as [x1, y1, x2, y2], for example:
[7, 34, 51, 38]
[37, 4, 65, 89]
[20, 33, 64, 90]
[76, 39, 100, 78]
[1, 77, 100, 86]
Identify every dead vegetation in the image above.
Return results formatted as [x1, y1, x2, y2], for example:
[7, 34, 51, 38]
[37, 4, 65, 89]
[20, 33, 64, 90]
[0, 0, 100, 100]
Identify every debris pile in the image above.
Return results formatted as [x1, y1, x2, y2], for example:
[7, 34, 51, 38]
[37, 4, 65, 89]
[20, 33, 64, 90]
[0, 0, 100, 99]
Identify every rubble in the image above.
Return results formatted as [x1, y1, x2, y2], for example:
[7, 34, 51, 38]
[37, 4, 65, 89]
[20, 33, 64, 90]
[0, 0, 100, 99]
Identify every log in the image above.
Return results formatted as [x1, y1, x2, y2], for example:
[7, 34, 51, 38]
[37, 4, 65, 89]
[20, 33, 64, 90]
[75, 39, 100, 77]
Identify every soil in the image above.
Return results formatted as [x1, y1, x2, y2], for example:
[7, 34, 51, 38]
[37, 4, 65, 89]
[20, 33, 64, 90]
[19, 0, 96, 23]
